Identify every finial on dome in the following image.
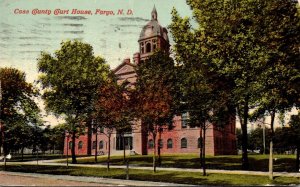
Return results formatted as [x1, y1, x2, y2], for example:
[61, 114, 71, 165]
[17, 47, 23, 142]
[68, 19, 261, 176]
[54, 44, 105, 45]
[151, 5, 157, 20]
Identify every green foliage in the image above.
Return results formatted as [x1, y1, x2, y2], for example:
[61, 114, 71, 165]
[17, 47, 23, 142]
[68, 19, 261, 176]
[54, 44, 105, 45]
[38, 40, 109, 120]
[170, 0, 300, 170]
[37, 40, 110, 163]
[0, 67, 41, 154]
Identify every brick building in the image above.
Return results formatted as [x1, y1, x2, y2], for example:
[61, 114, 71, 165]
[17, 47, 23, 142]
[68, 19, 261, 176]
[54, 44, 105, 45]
[64, 7, 237, 156]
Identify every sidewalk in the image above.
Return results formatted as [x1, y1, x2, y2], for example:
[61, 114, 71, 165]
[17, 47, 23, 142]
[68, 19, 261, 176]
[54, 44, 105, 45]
[0, 170, 195, 186]
[4, 158, 300, 178]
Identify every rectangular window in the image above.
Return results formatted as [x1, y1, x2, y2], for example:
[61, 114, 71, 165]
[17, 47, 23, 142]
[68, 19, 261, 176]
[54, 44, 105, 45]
[92, 141, 96, 149]
[158, 139, 163, 149]
[181, 112, 189, 128]
[116, 136, 133, 150]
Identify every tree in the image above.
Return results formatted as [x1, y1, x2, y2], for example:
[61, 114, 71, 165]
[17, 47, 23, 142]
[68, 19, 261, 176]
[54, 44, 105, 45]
[94, 74, 133, 170]
[49, 123, 68, 154]
[134, 50, 178, 172]
[248, 0, 300, 179]
[170, 4, 235, 175]
[0, 67, 40, 169]
[170, 0, 300, 171]
[37, 40, 110, 164]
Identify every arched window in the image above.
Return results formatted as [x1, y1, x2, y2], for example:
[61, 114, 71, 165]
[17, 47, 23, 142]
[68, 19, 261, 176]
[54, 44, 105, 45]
[146, 43, 151, 53]
[99, 140, 104, 149]
[167, 139, 173, 149]
[158, 139, 163, 148]
[78, 141, 83, 149]
[69, 141, 72, 149]
[140, 42, 144, 54]
[198, 137, 203, 148]
[148, 139, 154, 149]
[181, 138, 187, 148]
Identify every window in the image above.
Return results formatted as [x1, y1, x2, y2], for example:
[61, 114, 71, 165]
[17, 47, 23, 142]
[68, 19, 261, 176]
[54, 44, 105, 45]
[69, 141, 73, 149]
[99, 140, 104, 149]
[116, 135, 133, 150]
[148, 139, 154, 149]
[146, 43, 151, 53]
[158, 139, 163, 148]
[92, 141, 96, 149]
[198, 137, 203, 148]
[167, 139, 173, 149]
[78, 141, 83, 149]
[100, 127, 104, 133]
[140, 42, 144, 54]
[141, 46, 144, 54]
[181, 112, 189, 128]
[181, 138, 187, 148]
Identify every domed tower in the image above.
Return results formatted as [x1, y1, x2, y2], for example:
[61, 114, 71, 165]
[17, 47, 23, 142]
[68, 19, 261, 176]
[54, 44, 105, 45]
[138, 6, 170, 62]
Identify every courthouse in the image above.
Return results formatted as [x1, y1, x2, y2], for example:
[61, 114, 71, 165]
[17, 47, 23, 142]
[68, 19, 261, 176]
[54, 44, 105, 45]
[64, 7, 237, 156]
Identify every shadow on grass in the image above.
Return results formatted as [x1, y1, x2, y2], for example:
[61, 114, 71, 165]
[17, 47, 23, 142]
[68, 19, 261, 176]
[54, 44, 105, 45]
[0, 165, 299, 186]
[66, 154, 298, 172]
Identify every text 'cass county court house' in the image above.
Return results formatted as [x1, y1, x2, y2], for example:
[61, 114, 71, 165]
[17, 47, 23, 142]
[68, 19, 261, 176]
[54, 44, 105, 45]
[63, 7, 237, 156]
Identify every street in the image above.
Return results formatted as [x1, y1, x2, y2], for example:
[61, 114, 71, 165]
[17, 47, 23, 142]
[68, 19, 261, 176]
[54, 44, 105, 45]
[0, 171, 114, 186]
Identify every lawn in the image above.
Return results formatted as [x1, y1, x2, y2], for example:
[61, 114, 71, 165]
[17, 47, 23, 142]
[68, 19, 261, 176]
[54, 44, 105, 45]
[7, 154, 64, 162]
[0, 164, 299, 186]
[69, 153, 298, 172]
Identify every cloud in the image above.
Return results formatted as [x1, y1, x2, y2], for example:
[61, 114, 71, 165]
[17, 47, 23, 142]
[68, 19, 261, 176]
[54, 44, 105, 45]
[0, 36, 11, 41]
[118, 17, 149, 22]
[19, 43, 51, 47]
[64, 30, 84, 34]
[19, 36, 52, 40]
[19, 50, 41, 53]
[0, 29, 12, 35]
[62, 23, 84, 27]
[56, 16, 87, 20]
[110, 24, 144, 28]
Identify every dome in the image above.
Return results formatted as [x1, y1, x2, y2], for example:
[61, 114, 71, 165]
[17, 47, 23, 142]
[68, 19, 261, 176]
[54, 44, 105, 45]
[139, 6, 169, 42]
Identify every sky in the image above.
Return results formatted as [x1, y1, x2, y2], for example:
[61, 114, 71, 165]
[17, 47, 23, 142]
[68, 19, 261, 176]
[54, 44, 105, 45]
[0, 0, 192, 126]
[0, 0, 298, 128]
[0, 0, 192, 82]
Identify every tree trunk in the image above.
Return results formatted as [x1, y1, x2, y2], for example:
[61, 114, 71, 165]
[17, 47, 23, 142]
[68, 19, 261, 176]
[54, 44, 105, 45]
[21, 147, 24, 161]
[241, 97, 249, 170]
[202, 127, 206, 176]
[95, 130, 98, 163]
[3, 141, 6, 171]
[200, 127, 203, 168]
[107, 133, 111, 171]
[296, 144, 300, 172]
[153, 132, 157, 173]
[71, 130, 77, 164]
[36, 145, 39, 165]
[123, 135, 126, 163]
[269, 111, 275, 180]
[87, 121, 92, 156]
[158, 129, 161, 167]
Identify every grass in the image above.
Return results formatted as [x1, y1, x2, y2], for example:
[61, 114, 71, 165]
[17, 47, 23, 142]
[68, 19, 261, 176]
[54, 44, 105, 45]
[69, 153, 297, 172]
[8, 154, 64, 162]
[0, 164, 299, 186]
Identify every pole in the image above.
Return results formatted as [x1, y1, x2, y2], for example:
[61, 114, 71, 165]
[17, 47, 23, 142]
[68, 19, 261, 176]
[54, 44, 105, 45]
[0, 80, 3, 157]
[67, 135, 69, 168]
[95, 127, 98, 163]
[263, 118, 266, 155]
[126, 159, 129, 180]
